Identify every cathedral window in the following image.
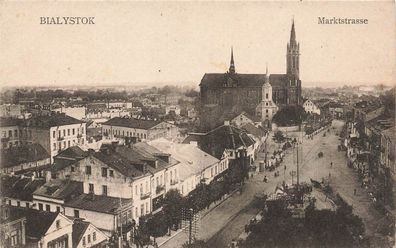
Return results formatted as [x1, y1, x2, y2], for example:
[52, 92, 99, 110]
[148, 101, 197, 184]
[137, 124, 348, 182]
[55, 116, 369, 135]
[266, 93, 268, 99]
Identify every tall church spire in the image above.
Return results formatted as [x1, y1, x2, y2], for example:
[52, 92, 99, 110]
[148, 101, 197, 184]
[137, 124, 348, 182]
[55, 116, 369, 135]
[290, 18, 296, 45]
[229, 47, 235, 74]
[287, 19, 300, 78]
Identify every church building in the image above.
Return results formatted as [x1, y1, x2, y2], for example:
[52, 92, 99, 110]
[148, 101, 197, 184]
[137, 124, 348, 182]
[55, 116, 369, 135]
[199, 20, 302, 130]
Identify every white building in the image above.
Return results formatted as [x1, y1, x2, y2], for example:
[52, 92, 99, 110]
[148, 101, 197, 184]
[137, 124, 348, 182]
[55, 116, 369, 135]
[149, 138, 228, 196]
[256, 67, 279, 126]
[303, 99, 321, 115]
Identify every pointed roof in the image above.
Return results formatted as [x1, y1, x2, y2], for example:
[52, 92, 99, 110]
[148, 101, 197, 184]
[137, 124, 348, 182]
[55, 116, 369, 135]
[229, 47, 235, 74]
[265, 64, 270, 85]
[290, 19, 297, 46]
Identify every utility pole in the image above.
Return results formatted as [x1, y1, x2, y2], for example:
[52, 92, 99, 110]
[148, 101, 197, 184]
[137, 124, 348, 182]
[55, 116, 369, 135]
[189, 208, 193, 245]
[296, 141, 299, 189]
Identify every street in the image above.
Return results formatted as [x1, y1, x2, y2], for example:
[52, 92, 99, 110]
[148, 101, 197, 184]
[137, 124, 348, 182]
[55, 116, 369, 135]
[161, 120, 387, 247]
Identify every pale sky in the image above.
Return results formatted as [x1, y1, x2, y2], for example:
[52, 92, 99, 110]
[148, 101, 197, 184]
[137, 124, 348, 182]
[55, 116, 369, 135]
[0, 1, 395, 88]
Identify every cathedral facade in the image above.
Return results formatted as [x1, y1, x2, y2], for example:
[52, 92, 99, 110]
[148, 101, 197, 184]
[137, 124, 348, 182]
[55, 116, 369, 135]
[199, 21, 302, 130]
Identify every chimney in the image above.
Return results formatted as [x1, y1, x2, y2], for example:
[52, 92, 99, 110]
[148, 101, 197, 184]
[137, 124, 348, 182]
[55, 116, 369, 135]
[224, 120, 230, 126]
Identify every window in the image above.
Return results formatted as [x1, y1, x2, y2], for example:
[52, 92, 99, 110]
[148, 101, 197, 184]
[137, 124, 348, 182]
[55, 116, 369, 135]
[67, 129, 70, 136]
[109, 170, 114, 177]
[102, 185, 108, 196]
[68, 140, 70, 147]
[135, 185, 138, 196]
[56, 206, 60, 212]
[82, 127, 84, 134]
[211, 168, 213, 177]
[39, 203, 43, 211]
[63, 141, 66, 148]
[266, 93, 269, 99]
[51, 172, 57, 179]
[72, 128, 75, 135]
[58, 130, 61, 137]
[8, 130, 12, 137]
[140, 184, 143, 196]
[146, 202, 149, 214]
[74, 210, 79, 218]
[135, 207, 139, 218]
[63, 130, 66, 136]
[26, 202, 29, 208]
[53, 143, 56, 151]
[14, 130, 18, 137]
[82, 237, 86, 246]
[102, 168, 108, 177]
[141, 204, 144, 216]
[86, 166, 91, 175]
[71, 166, 75, 172]
[8, 200, 11, 205]
[88, 234, 91, 243]
[89, 183, 94, 194]
[56, 220, 61, 229]
[46, 204, 50, 211]
[93, 232, 96, 241]
[17, 201, 20, 207]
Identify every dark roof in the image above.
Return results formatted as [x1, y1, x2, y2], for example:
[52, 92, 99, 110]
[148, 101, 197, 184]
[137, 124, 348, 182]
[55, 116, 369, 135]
[52, 146, 89, 172]
[24, 113, 83, 128]
[3, 207, 58, 239]
[1, 176, 46, 201]
[200, 73, 295, 89]
[65, 194, 132, 214]
[353, 100, 383, 113]
[0, 118, 21, 127]
[0, 205, 26, 224]
[183, 124, 255, 159]
[102, 117, 161, 130]
[1, 143, 50, 169]
[72, 220, 90, 247]
[33, 179, 83, 201]
[241, 123, 267, 139]
[200, 73, 265, 88]
[93, 150, 145, 178]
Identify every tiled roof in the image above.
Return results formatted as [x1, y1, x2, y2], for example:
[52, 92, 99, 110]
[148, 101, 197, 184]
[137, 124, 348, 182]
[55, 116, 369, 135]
[33, 179, 83, 201]
[1, 176, 46, 201]
[72, 220, 90, 247]
[102, 117, 161, 130]
[65, 194, 132, 214]
[23, 113, 83, 128]
[0, 143, 50, 169]
[0, 205, 26, 224]
[241, 123, 267, 139]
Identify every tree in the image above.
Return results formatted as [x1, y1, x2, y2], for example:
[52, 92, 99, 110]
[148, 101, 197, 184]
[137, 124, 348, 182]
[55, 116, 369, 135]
[272, 105, 307, 126]
[146, 212, 168, 245]
[162, 189, 185, 232]
[273, 131, 286, 148]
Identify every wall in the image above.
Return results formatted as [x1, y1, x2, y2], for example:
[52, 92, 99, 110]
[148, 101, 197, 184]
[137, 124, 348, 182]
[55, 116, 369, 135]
[64, 207, 115, 233]
[76, 224, 108, 248]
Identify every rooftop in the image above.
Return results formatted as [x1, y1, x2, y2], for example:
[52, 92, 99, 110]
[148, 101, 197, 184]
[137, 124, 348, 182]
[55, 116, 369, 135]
[64, 194, 132, 214]
[183, 124, 255, 159]
[102, 117, 161, 130]
[72, 220, 90, 247]
[1, 143, 50, 169]
[33, 179, 83, 201]
[52, 146, 89, 172]
[1, 176, 46, 201]
[149, 138, 219, 180]
[24, 113, 83, 128]
[0, 117, 21, 127]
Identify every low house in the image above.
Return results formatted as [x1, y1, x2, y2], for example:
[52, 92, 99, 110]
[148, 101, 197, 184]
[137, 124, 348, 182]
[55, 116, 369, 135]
[32, 179, 84, 213]
[0, 143, 50, 176]
[102, 117, 179, 141]
[1, 175, 46, 209]
[64, 194, 133, 236]
[303, 99, 321, 115]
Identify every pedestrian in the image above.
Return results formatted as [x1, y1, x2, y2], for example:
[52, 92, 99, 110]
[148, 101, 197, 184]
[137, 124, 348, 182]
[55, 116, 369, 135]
[329, 172, 331, 178]
[330, 162, 333, 168]
[354, 189, 357, 195]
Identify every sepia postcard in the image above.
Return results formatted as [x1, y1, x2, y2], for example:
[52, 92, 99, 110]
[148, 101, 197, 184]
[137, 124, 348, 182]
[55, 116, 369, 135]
[0, 1, 395, 248]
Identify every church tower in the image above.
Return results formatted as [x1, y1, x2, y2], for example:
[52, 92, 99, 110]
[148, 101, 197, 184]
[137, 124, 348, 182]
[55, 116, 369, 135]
[286, 19, 300, 78]
[256, 65, 278, 127]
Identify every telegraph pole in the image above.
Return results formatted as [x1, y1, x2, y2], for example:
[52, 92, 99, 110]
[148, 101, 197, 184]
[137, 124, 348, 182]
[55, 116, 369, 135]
[296, 141, 299, 189]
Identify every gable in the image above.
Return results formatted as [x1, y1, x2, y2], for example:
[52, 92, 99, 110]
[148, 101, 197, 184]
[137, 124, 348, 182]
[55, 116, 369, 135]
[45, 213, 73, 235]
[75, 223, 108, 248]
